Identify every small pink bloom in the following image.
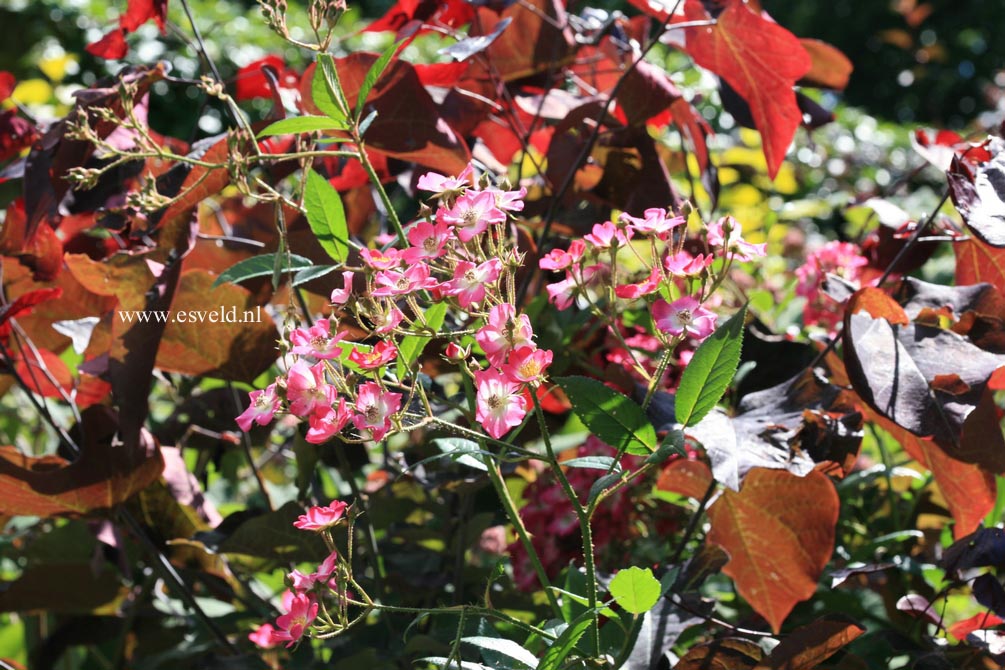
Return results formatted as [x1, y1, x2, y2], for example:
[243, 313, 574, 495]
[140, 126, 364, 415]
[353, 381, 402, 442]
[236, 383, 280, 432]
[288, 550, 339, 592]
[475, 369, 527, 439]
[444, 342, 469, 361]
[614, 268, 661, 299]
[273, 592, 319, 648]
[442, 259, 502, 308]
[620, 208, 684, 237]
[348, 340, 397, 370]
[305, 397, 351, 444]
[330, 271, 355, 305]
[294, 500, 348, 531]
[665, 251, 712, 277]
[540, 248, 574, 271]
[290, 319, 346, 359]
[360, 247, 402, 270]
[584, 221, 631, 248]
[286, 361, 336, 419]
[502, 346, 553, 383]
[706, 216, 766, 262]
[652, 295, 717, 341]
[437, 190, 506, 242]
[546, 274, 578, 310]
[373, 304, 405, 334]
[248, 623, 281, 649]
[475, 303, 534, 367]
[417, 164, 474, 195]
[371, 263, 438, 298]
[402, 220, 452, 264]
[487, 185, 527, 212]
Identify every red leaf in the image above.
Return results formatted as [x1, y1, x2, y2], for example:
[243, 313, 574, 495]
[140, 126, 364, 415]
[707, 468, 839, 632]
[464, 0, 574, 83]
[86, 29, 129, 60]
[0, 287, 63, 332]
[234, 55, 293, 101]
[364, 0, 472, 34]
[0, 71, 14, 101]
[681, 0, 810, 179]
[13, 347, 72, 398]
[798, 39, 853, 90]
[0, 109, 38, 162]
[415, 61, 469, 88]
[0, 406, 163, 517]
[949, 612, 1005, 640]
[120, 0, 168, 32]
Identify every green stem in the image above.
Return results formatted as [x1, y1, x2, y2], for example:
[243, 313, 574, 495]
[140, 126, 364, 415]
[642, 346, 675, 411]
[532, 392, 600, 654]
[353, 134, 405, 242]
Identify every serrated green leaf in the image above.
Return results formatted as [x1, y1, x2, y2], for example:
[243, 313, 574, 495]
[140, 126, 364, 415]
[609, 566, 661, 614]
[675, 306, 746, 427]
[461, 636, 538, 669]
[291, 264, 339, 287]
[304, 168, 349, 263]
[312, 53, 349, 123]
[256, 115, 348, 138]
[555, 376, 657, 455]
[356, 39, 401, 121]
[538, 610, 593, 670]
[396, 301, 448, 378]
[562, 456, 621, 472]
[212, 253, 313, 288]
[645, 429, 685, 466]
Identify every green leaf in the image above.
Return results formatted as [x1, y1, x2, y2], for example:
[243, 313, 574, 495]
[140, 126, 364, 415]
[609, 566, 661, 614]
[645, 429, 685, 466]
[587, 473, 622, 508]
[461, 637, 538, 669]
[292, 264, 339, 287]
[433, 438, 488, 471]
[312, 53, 349, 123]
[418, 658, 491, 670]
[256, 115, 347, 138]
[356, 39, 401, 120]
[555, 376, 657, 455]
[304, 168, 349, 263]
[562, 456, 621, 472]
[212, 253, 313, 288]
[675, 305, 746, 427]
[396, 301, 448, 378]
[538, 610, 593, 670]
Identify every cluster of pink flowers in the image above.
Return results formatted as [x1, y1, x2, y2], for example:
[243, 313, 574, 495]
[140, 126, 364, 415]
[236, 162, 554, 445]
[249, 500, 350, 649]
[795, 240, 868, 332]
[540, 211, 764, 347]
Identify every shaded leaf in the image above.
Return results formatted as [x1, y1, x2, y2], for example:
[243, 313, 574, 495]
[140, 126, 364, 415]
[0, 564, 123, 614]
[212, 252, 314, 287]
[948, 138, 1005, 247]
[896, 594, 942, 627]
[753, 615, 865, 670]
[942, 528, 1005, 573]
[610, 566, 661, 614]
[621, 597, 705, 670]
[203, 501, 329, 564]
[562, 456, 620, 472]
[843, 286, 1005, 446]
[555, 376, 657, 456]
[674, 638, 763, 670]
[0, 406, 163, 517]
[681, 0, 810, 179]
[676, 305, 746, 427]
[707, 469, 839, 632]
[397, 301, 448, 378]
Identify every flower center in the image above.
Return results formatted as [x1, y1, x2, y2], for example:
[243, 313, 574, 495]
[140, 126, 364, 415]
[365, 405, 380, 422]
[676, 309, 692, 324]
[423, 237, 437, 251]
[311, 335, 328, 350]
[487, 394, 503, 410]
[462, 209, 479, 226]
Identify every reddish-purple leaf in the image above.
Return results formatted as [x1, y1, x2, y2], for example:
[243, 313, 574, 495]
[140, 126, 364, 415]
[681, 0, 811, 179]
[85, 29, 129, 60]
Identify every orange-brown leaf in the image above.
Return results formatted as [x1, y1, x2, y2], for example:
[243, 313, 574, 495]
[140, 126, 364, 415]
[754, 615, 865, 670]
[657, 459, 713, 500]
[955, 237, 1005, 294]
[798, 39, 853, 90]
[707, 469, 839, 632]
[0, 406, 163, 517]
